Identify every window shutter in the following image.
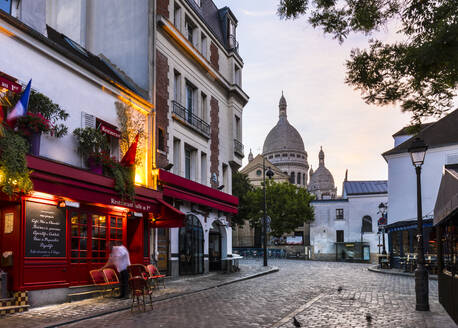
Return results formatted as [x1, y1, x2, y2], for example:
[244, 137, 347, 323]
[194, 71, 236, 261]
[82, 111, 96, 129]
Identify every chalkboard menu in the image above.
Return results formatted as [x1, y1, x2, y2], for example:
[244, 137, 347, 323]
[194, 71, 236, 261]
[25, 201, 66, 258]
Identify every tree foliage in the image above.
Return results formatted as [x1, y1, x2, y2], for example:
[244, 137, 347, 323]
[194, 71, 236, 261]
[278, 0, 458, 123]
[231, 171, 254, 227]
[247, 180, 314, 237]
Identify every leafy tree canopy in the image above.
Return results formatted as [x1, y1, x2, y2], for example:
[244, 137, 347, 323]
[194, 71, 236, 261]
[247, 180, 314, 237]
[278, 0, 458, 124]
[231, 171, 254, 227]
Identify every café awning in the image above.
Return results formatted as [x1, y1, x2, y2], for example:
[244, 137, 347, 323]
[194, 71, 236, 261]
[434, 165, 458, 226]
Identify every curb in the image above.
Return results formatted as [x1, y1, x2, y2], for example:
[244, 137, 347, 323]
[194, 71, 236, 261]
[46, 266, 279, 328]
[367, 266, 438, 280]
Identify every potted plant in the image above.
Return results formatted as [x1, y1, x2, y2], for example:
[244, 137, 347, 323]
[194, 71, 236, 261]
[102, 156, 135, 200]
[73, 127, 109, 174]
[15, 112, 51, 156]
[8, 90, 69, 155]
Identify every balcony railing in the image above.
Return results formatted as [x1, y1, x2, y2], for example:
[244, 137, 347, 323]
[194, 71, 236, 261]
[228, 35, 239, 53]
[172, 101, 210, 138]
[234, 139, 244, 157]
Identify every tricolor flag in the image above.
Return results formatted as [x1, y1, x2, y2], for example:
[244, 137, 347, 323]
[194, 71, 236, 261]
[121, 133, 139, 166]
[7, 79, 32, 125]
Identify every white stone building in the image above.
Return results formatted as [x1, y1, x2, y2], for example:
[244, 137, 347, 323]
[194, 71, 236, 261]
[308, 147, 337, 199]
[310, 181, 387, 262]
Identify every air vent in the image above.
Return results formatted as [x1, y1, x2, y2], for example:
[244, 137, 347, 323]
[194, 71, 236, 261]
[81, 111, 96, 128]
[446, 153, 458, 165]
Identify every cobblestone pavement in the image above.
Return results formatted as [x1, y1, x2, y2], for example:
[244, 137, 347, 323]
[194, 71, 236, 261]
[2, 260, 456, 328]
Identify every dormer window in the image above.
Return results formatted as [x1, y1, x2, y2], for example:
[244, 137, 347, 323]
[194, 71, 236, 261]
[227, 18, 238, 51]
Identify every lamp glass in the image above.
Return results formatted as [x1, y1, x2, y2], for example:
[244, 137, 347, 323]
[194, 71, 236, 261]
[409, 150, 426, 167]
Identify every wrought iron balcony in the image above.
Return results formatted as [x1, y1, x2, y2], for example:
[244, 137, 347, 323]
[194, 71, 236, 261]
[228, 35, 239, 53]
[234, 139, 244, 157]
[172, 101, 210, 138]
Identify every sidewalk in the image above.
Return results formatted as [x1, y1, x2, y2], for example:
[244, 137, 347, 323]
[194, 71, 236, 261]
[368, 265, 438, 280]
[0, 263, 278, 328]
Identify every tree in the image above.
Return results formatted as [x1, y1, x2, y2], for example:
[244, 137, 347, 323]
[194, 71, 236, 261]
[231, 171, 254, 226]
[278, 0, 458, 124]
[247, 180, 314, 237]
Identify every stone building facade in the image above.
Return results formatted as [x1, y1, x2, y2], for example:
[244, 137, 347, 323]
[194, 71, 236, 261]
[308, 147, 338, 199]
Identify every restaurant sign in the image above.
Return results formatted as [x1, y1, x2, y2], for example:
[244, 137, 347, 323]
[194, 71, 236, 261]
[110, 198, 154, 212]
[0, 76, 22, 93]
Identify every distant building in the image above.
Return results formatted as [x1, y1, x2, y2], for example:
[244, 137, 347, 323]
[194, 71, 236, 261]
[262, 93, 309, 187]
[308, 147, 337, 199]
[310, 180, 387, 262]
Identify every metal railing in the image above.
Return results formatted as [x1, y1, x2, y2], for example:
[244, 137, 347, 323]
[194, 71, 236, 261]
[234, 139, 244, 157]
[172, 101, 210, 137]
[228, 35, 239, 53]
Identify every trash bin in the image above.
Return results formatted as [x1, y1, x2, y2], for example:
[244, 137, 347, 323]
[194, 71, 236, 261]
[0, 270, 7, 299]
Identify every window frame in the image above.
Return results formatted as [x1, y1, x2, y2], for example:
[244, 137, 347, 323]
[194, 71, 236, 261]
[336, 208, 344, 220]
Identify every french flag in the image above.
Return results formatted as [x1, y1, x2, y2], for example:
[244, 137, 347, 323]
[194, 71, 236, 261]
[7, 79, 32, 124]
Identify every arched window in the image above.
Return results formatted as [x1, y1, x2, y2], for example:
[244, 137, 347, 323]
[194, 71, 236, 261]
[362, 216, 372, 233]
[290, 172, 295, 184]
[179, 214, 204, 274]
[297, 172, 301, 185]
[303, 173, 306, 185]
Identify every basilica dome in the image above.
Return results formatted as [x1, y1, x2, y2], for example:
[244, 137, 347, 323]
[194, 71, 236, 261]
[262, 94, 305, 154]
[262, 93, 309, 187]
[308, 147, 337, 199]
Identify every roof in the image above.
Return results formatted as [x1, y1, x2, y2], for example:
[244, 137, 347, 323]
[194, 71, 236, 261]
[343, 181, 387, 196]
[46, 26, 138, 94]
[392, 123, 434, 137]
[185, 0, 232, 51]
[240, 154, 289, 179]
[383, 108, 458, 157]
[0, 10, 143, 98]
[434, 164, 458, 225]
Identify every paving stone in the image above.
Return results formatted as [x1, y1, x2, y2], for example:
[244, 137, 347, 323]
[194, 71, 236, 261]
[0, 260, 455, 328]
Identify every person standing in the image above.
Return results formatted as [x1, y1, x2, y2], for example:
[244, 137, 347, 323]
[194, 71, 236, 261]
[104, 241, 131, 299]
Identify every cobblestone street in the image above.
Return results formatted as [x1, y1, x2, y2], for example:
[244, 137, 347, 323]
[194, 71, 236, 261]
[1, 260, 455, 328]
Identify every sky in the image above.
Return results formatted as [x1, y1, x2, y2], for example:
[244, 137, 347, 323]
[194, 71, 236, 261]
[213, 0, 415, 194]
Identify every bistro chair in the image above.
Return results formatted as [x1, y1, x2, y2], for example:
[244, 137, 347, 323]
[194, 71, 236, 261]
[146, 264, 166, 289]
[127, 264, 149, 279]
[89, 269, 110, 297]
[128, 276, 153, 312]
[102, 268, 120, 297]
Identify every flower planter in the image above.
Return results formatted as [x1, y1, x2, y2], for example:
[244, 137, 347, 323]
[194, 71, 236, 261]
[87, 157, 103, 175]
[28, 132, 41, 156]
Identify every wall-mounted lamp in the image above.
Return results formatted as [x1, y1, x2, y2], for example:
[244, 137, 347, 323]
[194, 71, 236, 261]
[57, 200, 66, 208]
[163, 163, 174, 171]
[217, 185, 225, 190]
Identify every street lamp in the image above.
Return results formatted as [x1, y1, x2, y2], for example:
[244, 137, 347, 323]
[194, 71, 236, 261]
[378, 202, 387, 255]
[263, 155, 274, 267]
[408, 137, 429, 312]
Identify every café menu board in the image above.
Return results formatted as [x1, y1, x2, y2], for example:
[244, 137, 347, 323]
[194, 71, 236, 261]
[25, 201, 66, 258]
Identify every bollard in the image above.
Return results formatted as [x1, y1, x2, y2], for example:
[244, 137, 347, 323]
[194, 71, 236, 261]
[0, 270, 7, 299]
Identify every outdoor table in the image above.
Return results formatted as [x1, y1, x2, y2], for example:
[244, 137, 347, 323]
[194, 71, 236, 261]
[222, 254, 243, 272]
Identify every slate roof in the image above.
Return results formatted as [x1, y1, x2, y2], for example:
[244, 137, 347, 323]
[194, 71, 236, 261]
[392, 123, 434, 137]
[185, 0, 236, 51]
[343, 181, 388, 195]
[46, 25, 137, 93]
[383, 108, 458, 157]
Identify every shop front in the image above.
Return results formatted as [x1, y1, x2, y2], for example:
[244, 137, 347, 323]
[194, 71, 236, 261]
[157, 169, 238, 276]
[385, 219, 436, 269]
[0, 156, 184, 306]
[433, 165, 458, 324]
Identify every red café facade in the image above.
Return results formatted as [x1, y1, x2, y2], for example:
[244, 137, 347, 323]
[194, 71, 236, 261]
[0, 155, 184, 305]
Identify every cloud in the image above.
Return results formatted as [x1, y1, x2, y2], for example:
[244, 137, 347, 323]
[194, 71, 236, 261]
[241, 9, 276, 17]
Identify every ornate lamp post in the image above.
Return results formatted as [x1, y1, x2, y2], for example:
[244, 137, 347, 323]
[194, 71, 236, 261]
[378, 202, 387, 255]
[262, 156, 274, 267]
[408, 137, 429, 311]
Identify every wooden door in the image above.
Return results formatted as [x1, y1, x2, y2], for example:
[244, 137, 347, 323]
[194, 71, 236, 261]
[156, 228, 169, 272]
[126, 218, 143, 265]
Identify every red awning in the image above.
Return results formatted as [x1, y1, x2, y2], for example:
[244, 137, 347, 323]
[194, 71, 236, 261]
[0, 75, 22, 93]
[151, 199, 185, 228]
[158, 169, 238, 214]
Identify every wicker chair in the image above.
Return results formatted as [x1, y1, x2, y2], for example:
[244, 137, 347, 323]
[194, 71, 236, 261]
[146, 264, 166, 289]
[128, 276, 153, 312]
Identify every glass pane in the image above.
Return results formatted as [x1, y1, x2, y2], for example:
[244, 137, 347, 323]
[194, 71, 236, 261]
[80, 250, 87, 258]
[71, 238, 79, 250]
[110, 228, 116, 239]
[117, 218, 123, 228]
[81, 224, 87, 237]
[71, 251, 79, 258]
[80, 213, 87, 225]
[80, 238, 87, 250]
[110, 217, 116, 227]
[71, 224, 78, 237]
[100, 240, 106, 251]
[117, 229, 123, 240]
[99, 227, 106, 238]
[99, 216, 106, 227]
[92, 239, 98, 250]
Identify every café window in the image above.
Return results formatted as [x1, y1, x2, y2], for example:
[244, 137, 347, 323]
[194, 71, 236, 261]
[336, 230, 344, 243]
[71, 210, 124, 264]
